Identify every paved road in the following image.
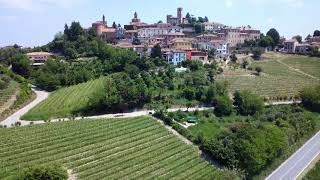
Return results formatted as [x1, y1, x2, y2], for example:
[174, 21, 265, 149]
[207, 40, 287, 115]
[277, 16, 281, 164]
[0, 86, 49, 127]
[266, 131, 320, 180]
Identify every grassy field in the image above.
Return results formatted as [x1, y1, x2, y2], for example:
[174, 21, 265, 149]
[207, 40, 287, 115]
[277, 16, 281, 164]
[217, 54, 320, 100]
[22, 78, 104, 120]
[303, 160, 320, 180]
[0, 117, 233, 179]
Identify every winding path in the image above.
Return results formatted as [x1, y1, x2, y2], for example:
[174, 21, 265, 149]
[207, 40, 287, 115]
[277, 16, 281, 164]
[0, 86, 49, 127]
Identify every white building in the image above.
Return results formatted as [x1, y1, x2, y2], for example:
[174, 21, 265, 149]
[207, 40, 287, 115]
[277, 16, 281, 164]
[137, 26, 181, 39]
[203, 22, 224, 32]
[283, 39, 298, 53]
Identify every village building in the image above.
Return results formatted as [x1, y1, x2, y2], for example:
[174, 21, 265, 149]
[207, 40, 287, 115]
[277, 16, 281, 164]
[283, 39, 299, 53]
[295, 44, 311, 55]
[26, 52, 53, 66]
[164, 50, 186, 65]
[92, 15, 117, 43]
[167, 7, 185, 26]
[191, 51, 208, 61]
[219, 26, 260, 47]
[203, 22, 225, 32]
[170, 38, 195, 49]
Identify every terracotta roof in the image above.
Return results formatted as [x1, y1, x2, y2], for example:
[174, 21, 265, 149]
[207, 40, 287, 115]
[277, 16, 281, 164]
[27, 52, 53, 56]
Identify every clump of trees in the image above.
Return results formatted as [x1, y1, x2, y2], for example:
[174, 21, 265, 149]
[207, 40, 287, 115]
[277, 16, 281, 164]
[16, 164, 68, 180]
[204, 123, 288, 176]
[233, 90, 264, 116]
[300, 85, 320, 112]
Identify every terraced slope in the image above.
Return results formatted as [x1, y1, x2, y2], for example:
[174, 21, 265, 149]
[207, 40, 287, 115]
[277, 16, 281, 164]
[22, 78, 104, 120]
[218, 58, 320, 99]
[0, 117, 232, 179]
[0, 81, 19, 114]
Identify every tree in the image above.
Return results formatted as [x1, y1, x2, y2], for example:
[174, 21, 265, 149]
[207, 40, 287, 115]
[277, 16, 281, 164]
[293, 35, 302, 43]
[259, 35, 274, 48]
[195, 23, 204, 34]
[64, 48, 78, 60]
[214, 95, 233, 116]
[255, 66, 263, 76]
[230, 54, 237, 63]
[198, 17, 205, 23]
[266, 28, 280, 48]
[186, 13, 191, 19]
[68, 22, 84, 41]
[64, 24, 69, 37]
[204, 16, 209, 22]
[112, 21, 117, 29]
[157, 20, 163, 24]
[233, 90, 264, 116]
[300, 85, 320, 112]
[151, 44, 162, 58]
[132, 33, 141, 45]
[242, 59, 249, 69]
[208, 49, 215, 59]
[313, 30, 320, 37]
[16, 164, 68, 180]
[252, 48, 262, 60]
[10, 54, 32, 78]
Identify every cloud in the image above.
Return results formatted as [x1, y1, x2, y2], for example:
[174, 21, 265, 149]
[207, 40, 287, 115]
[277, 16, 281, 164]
[0, 0, 84, 11]
[225, 0, 233, 8]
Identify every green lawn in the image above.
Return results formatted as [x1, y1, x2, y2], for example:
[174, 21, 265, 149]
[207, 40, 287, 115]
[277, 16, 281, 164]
[22, 78, 105, 120]
[0, 117, 235, 179]
[217, 55, 320, 100]
[303, 160, 320, 180]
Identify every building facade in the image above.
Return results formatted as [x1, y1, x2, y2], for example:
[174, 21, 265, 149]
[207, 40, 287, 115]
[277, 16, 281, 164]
[165, 50, 186, 65]
[27, 52, 53, 66]
[283, 40, 298, 53]
[167, 7, 184, 26]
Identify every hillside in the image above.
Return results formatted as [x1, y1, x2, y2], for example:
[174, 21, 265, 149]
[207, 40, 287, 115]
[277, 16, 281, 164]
[0, 117, 237, 179]
[217, 54, 320, 100]
[22, 78, 105, 121]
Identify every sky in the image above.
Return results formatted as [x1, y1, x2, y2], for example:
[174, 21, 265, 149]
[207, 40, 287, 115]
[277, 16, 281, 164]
[0, 0, 319, 47]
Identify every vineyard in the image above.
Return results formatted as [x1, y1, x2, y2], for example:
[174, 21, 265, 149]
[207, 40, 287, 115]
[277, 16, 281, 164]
[0, 80, 19, 115]
[0, 117, 233, 179]
[218, 55, 320, 100]
[22, 78, 105, 121]
[280, 56, 320, 79]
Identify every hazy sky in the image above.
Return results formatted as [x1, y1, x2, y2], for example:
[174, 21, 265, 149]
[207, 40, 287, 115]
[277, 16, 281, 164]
[0, 0, 319, 47]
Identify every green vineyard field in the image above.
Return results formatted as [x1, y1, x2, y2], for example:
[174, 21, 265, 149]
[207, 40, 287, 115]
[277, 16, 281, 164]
[218, 56, 320, 99]
[22, 78, 105, 120]
[0, 117, 233, 179]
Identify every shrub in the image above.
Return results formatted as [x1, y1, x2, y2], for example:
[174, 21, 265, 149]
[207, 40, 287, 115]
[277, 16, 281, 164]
[0, 80, 7, 90]
[214, 95, 233, 116]
[255, 67, 263, 76]
[172, 122, 194, 141]
[300, 85, 320, 112]
[233, 91, 264, 116]
[16, 164, 68, 180]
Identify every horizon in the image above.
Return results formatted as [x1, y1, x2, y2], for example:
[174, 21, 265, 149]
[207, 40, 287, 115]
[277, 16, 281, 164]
[0, 0, 319, 47]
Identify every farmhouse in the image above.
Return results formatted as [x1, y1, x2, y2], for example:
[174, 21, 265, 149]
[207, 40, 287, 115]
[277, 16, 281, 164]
[26, 52, 53, 66]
